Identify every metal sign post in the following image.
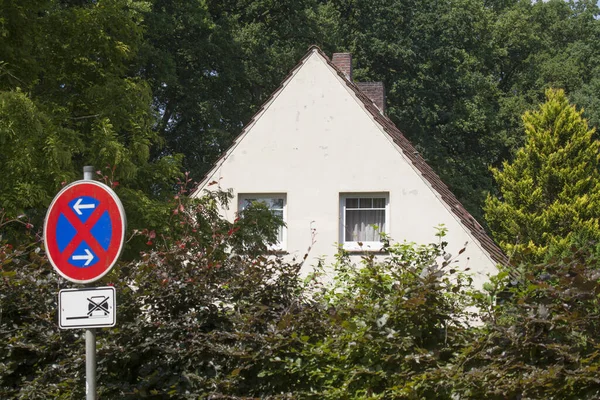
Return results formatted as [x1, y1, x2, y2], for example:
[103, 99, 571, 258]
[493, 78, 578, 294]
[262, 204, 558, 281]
[86, 328, 96, 400]
[57, 286, 118, 398]
[44, 166, 126, 400]
[84, 166, 96, 400]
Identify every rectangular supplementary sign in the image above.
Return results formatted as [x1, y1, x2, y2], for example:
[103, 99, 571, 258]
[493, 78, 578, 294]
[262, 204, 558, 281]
[58, 286, 116, 329]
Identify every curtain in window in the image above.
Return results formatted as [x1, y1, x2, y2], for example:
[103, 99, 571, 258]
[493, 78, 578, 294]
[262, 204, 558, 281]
[345, 209, 385, 242]
[272, 209, 284, 242]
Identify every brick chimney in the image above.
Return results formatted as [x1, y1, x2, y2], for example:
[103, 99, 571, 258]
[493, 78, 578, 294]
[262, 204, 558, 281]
[357, 82, 386, 114]
[332, 52, 385, 114]
[331, 53, 352, 80]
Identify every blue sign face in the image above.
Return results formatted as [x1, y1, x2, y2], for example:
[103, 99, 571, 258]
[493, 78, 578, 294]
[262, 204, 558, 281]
[54, 196, 113, 268]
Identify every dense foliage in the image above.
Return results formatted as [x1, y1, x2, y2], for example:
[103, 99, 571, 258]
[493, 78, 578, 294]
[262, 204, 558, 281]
[0, 0, 182, 241]
[447, 249, 600, 399]
[1, 195, 479, 399]
[485, 89, 600, 262]
[1, 187, 294, 398]
[271, 232, 477, 399]
[6, 191, 600, 399]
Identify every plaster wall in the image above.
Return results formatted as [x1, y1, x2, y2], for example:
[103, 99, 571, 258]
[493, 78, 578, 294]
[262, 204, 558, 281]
[195, 50, 498, 288]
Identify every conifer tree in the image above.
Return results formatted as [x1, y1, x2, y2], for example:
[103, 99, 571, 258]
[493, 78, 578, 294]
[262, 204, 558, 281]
[485, 89, 600, 262]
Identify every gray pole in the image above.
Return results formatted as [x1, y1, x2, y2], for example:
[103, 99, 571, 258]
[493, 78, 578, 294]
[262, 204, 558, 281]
[83, 166, 96, 400]
[83, 165, 94, 181]
[86, 328, 96, 400]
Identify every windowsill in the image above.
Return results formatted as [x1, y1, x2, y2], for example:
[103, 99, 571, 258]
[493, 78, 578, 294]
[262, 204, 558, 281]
[342, 242, 386, 253]
[343, 249, 388, 256]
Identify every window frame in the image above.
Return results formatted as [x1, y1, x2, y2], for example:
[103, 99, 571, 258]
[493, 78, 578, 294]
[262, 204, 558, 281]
[339, 193, 389, 251]
[238, 193, 287, 251]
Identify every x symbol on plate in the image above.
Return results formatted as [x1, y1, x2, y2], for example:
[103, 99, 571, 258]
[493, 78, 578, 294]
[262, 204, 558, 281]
[59, 201, 108, 266]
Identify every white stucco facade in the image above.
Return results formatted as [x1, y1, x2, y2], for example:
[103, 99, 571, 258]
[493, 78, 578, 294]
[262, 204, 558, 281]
[193, 49, 500, 289]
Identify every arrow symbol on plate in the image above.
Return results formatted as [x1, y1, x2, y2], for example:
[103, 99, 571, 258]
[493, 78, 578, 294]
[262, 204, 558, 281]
[72, 249, 94, 266]
[73, 198, 95, 215]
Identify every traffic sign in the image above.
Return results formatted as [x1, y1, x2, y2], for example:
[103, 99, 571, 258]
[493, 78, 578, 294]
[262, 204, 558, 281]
[44, 180, 126, 284]
[59, 287, 116, 329]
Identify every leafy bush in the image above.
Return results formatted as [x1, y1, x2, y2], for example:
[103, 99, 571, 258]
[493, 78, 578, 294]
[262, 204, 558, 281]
[8, 184, 600, 399]
[266, 230, 477, 399]
[448, 249, 600, 399]
[1, 186, 300, 399]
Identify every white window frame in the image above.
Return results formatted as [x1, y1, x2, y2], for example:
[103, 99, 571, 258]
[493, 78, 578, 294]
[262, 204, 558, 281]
[340, 193, 389, 251]
[238, 193, 287, 251]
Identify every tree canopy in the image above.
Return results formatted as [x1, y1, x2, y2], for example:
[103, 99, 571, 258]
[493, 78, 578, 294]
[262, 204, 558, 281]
[0, 0, 182, 241]
[2, 0, 599, 228]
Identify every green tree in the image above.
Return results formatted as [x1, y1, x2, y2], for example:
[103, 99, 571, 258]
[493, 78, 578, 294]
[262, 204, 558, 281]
[0, 91, 76, 218]
[267, 230, 476, 399]
[484, 88, 600, 262]
[139, 0, 324, 180]
[0, 0, 182, 239]
[492, 0, 600, 155]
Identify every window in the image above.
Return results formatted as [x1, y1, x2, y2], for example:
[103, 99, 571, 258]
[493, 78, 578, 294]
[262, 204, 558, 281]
[238, 194, 286, 250]
[340, 194, 388, 251]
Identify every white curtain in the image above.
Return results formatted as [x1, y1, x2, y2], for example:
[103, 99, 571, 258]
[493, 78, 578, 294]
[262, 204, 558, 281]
[272, 209, 284, 242]
[345, 209, 385, 242]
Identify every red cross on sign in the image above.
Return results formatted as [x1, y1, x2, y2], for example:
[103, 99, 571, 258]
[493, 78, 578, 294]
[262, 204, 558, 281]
[44, 180, 126, 284]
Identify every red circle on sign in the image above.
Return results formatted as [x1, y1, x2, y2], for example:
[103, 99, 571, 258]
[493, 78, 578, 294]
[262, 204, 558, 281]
[44, 180, 126, 284]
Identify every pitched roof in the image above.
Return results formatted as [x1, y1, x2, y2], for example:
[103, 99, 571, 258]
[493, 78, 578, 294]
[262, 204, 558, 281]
[196, 45, 508, 265]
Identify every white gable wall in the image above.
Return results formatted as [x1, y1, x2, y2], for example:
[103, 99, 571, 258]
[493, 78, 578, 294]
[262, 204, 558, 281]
[196, 50, 498, 288]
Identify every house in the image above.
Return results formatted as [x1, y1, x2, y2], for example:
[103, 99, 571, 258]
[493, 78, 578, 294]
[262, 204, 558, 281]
[192, 46, 507, 288]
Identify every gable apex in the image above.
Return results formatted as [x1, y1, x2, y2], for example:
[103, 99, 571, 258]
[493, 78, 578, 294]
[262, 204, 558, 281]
[193, 46, 507, 266]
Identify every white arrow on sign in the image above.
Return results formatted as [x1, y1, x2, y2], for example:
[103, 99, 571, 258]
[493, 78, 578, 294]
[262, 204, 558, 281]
[72, 249, 94, 266]
[73, 198, 95, 215]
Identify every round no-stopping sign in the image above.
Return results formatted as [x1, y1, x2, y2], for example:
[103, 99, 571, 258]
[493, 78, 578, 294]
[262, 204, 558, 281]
[44, 180, 126, 284]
